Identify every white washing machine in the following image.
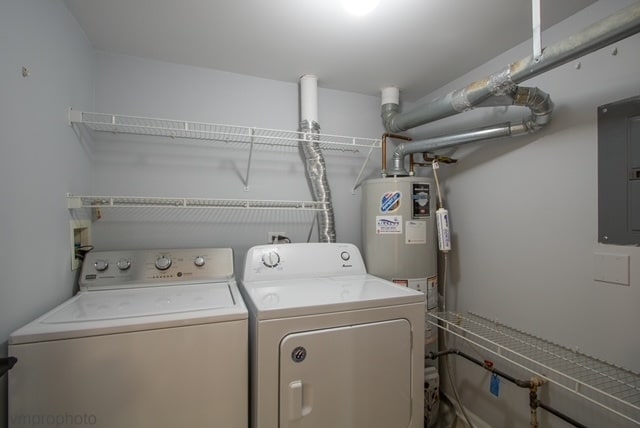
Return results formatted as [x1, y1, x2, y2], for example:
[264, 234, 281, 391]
[9, 247, 247, 428]
[240, 243, 425, 428]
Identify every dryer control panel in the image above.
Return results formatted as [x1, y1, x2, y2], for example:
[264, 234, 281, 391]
[79, 247, 234, 290]
[242, 243, 367, 282]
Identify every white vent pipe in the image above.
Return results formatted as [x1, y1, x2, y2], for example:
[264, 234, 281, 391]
[299, 75, 336, 243]
[381, 1, 640, 174]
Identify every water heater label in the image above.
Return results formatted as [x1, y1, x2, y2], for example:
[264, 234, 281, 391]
[405, 220, 427, 244]
[376, 215, 402, 234]
[380, 191, 402, 213]
[412, 183, 431, 218]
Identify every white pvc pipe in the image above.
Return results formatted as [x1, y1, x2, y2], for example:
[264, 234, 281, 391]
[381, 86, 400, 106]
[300, 75, 318, 124]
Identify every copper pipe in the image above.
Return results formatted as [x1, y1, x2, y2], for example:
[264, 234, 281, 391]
[382, 134, 388, 175]
[382, 133, 411, 176]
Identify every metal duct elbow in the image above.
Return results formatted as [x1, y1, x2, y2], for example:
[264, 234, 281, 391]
[381, 103, 400, 134]
[381, 87, 401, 133]
[510, 86, 554, 136]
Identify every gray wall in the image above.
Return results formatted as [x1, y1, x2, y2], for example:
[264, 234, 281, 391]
[0, 0, 95, 426]
[4, 0, 639, 427]
[410, 0, 640, 426]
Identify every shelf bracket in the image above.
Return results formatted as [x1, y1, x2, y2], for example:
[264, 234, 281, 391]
[244, 128, 255, 191]
[351, 138, 378, 194]
[66, 193, 83, 209]
[68, 108, 83, 126]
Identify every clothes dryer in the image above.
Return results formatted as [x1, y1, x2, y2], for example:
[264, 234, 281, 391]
[240, 243, 424, 428]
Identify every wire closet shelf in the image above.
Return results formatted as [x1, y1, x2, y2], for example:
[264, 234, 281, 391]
[429, 311, 640, 426]
[67, 194, 327, 211]
[66, 194, 327, 224]
[69, 110, 382, 153]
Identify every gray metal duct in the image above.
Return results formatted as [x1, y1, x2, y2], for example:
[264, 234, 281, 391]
[381, 1, 640, 173]
[300, 75, 336, 243]
[387, 86, 553, 175]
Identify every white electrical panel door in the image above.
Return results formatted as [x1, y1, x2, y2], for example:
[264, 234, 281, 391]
[279, 319, 413, 428]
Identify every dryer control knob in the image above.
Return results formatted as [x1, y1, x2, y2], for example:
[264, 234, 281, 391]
[94, 259, 109, 272]
[194, 256, 205, 267]
[116, 258, 131, 271]
[261, 251, 280, 268]
[155, 255, 172, 271]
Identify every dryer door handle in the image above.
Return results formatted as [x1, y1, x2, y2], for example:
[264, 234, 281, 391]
[287, 380, 313, 421]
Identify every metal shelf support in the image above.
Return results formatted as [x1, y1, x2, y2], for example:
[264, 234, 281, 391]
[429, 311, 640, 426]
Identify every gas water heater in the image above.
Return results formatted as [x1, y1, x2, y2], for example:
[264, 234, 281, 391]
[361, 176, 438, 346]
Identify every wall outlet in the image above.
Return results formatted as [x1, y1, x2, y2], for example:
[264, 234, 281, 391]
[267, 231, 288, 244]
[70, 220, 91, 270]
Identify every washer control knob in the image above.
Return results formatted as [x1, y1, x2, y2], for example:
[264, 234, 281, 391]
[340, 251, 351, 261]
[94, 259, 109, 272]
[155, 255, 172, 271]
[194, 256, 206, 267]
[261, 251, 280, 268]
[116, 258, 131, 271]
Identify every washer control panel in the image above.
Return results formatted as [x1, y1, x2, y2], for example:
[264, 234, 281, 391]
[242, 243, 367, 282]
[80, 247, 234, 291]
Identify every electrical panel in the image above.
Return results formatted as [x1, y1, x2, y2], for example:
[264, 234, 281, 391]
[598, 96, 640, 245]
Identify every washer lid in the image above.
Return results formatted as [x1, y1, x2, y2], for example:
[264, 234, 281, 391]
[241, 274, 424, 320]
[9, 282, 247, 344]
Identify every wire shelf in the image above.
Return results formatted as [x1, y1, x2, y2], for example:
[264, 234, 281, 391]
[429, 311, 640, 425]
[68, 194, 327, 211]
[69, 110, 381, 153]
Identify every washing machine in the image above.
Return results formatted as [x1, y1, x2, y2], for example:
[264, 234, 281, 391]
[8, 247, 247, 428]
[240, 242, 424, 428]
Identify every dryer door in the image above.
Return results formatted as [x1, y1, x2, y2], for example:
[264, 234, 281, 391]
[279, 319, 412, 428]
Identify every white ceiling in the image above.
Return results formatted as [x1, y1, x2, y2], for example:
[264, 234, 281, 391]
[64, 0, 596, 102]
